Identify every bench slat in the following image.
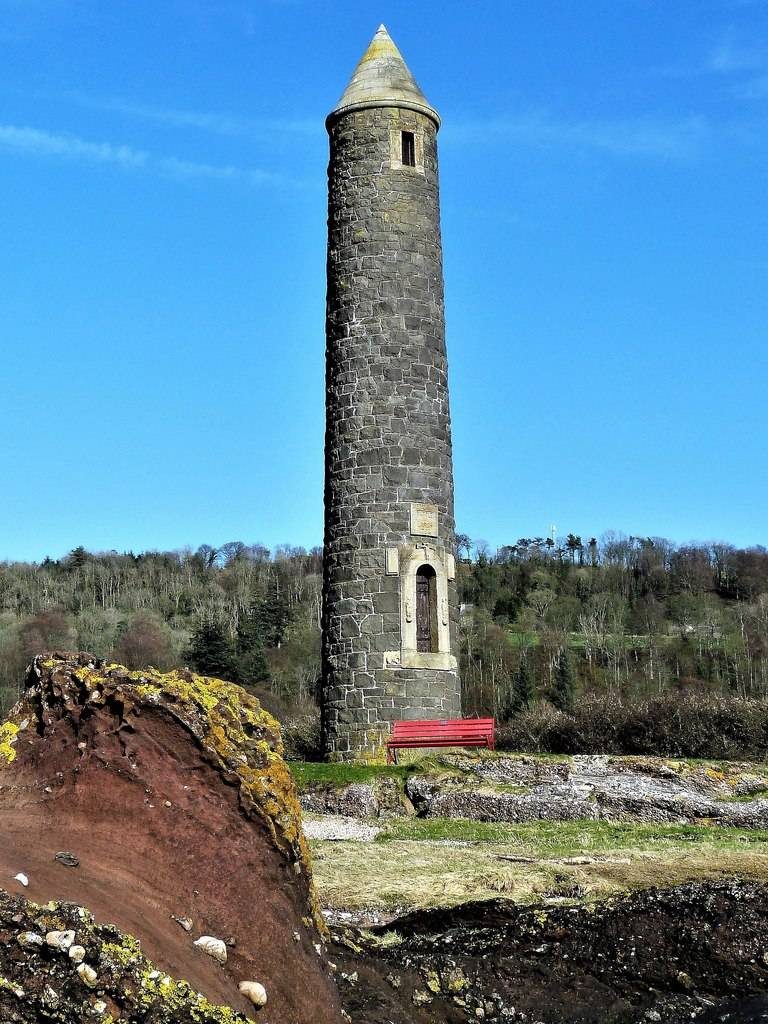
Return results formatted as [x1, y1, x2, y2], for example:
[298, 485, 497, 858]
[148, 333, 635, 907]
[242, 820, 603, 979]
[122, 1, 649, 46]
[391, 719, 493, 730]
[386, 716, 495, 763]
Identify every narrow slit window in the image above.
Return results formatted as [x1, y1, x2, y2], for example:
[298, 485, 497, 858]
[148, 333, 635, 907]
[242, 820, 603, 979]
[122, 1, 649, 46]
[401, 131, 416, 167]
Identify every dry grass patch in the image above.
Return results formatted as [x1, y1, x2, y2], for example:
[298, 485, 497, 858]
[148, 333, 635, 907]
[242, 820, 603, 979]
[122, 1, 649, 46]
[308, 818, 768, 912]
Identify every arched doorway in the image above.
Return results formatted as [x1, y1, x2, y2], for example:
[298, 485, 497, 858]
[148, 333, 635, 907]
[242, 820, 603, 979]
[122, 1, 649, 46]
[415, 564, 438, 653]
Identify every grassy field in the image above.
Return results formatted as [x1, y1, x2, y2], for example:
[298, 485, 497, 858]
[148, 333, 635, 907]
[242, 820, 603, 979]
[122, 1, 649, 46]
[296, 755, 768, 912]
[288, 761, 413, 788]
[308, 817, 768, 912]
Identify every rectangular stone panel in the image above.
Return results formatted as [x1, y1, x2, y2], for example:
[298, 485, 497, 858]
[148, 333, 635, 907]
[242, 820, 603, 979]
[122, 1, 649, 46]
[410, 502, 439, 537]
[385, 547, 400, 575]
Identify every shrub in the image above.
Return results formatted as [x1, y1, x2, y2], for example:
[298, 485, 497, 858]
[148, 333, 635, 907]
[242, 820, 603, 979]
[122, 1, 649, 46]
[281, 706, 323, 761]
[497, 693, 768, 761]
[111, 611, 175, 671]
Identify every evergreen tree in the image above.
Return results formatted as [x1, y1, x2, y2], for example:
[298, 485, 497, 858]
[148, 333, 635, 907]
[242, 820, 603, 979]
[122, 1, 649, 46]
[235, 605, 270, 685]
[258, 584, 291, 649]
[499, 656, 534, 719]
[514, 656, 534, 711]
[551, 649, 575, 711]
[66, 546, 89, 571]
[186, 617, 237, 680]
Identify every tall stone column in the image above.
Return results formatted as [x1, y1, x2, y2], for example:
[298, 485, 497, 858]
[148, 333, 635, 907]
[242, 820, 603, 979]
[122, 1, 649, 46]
[322, 25, 461, 760]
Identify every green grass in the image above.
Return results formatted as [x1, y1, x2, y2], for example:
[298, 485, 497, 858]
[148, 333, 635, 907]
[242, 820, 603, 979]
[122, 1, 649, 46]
[289, 755, 477, 788]
[288, 761, 413, 788]
[718, 787, 768, 803]
[376, 816, 768, 855]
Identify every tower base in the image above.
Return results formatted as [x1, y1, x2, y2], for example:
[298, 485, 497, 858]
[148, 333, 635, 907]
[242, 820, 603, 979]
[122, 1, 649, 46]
[322, 665, 461, 761]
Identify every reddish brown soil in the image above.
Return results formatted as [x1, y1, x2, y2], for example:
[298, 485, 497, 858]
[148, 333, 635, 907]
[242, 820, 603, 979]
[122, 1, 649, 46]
[0, 693, 342, 1023]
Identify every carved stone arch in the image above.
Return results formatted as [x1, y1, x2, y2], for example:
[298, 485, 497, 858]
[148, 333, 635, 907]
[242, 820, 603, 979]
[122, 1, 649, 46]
[399, 546, 453, 668]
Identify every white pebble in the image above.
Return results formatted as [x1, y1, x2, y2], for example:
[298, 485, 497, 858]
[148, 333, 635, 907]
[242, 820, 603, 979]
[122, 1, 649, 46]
[14, 873, 28, 887]
[68, 945, 86, 963]
[46, 930, 75, 951]
[193, 935, 227, 964]
[239, 980, 267, 1007]
[77, 963, 98, 988]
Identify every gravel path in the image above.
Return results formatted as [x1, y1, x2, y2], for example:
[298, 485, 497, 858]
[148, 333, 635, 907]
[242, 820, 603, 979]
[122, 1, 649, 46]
[303, 814, 381, 842]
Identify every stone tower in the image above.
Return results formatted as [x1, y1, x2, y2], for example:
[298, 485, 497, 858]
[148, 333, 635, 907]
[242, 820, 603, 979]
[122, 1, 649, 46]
[322, 25, 461, 760]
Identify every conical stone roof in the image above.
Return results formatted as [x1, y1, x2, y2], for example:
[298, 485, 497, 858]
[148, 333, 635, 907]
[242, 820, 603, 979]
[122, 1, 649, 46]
[328, 24, 440, 128]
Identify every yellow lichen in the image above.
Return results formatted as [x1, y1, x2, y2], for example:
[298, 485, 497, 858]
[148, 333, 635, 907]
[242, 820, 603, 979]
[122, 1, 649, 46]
[444, 968, 468, 993]
[424, 968, 441, 993]
[0, 722, 19, 764]
[101, 934, 143, 969]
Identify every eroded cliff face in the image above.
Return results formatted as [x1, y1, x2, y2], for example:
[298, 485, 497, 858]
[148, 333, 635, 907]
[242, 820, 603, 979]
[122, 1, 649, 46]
[0, 653, 342, 1024]
[332, 880, 768, 1024]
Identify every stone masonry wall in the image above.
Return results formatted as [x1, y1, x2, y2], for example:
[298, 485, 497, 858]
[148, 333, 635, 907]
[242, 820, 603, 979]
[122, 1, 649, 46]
[322, 104, 461, 760]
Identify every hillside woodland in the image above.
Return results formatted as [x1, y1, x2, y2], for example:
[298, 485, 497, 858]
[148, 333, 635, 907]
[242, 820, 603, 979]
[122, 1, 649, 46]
[1, 533, 768, 758]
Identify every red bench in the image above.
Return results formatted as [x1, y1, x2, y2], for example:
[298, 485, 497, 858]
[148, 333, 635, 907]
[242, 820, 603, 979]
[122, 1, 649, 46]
[386, 717, 495, 764]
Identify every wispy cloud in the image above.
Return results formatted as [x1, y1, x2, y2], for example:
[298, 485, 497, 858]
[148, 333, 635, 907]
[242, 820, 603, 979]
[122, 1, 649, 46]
[65, 92, 318, 139]
[0, 123, 282, 185]
[445, 113, 710, 161]
[654, 31, 768, 99]
[705, 33, 768, 99]
[708, 38, 767, 73]
[0, 124, 148, 167]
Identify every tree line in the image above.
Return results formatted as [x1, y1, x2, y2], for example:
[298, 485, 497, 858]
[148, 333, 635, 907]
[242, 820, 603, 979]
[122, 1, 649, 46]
[0, 543, 322, 717]
[460, 532, 768, 718]
[1, 534, 767, 731]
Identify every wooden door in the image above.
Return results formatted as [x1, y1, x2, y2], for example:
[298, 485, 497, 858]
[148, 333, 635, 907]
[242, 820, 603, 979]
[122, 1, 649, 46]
[416, 565, 436, 653]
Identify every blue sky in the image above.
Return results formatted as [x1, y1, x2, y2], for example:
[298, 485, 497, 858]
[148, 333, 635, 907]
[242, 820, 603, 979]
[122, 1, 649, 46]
[1, 0, 766, 562]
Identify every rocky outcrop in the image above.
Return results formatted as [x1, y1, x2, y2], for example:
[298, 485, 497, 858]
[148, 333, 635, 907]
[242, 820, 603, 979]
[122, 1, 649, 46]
[406, 774, 599, 822]
[0, 653, 343, 1024]
[300, 775, 412, 819]
[294, 754, 768, 827]
[333, 880, 768, 1024]
[402, 754, 768, 827]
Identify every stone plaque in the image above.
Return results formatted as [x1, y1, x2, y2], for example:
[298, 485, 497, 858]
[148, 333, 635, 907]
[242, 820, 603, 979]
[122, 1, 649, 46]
[410, 502, 438, 537]
[385, 547, 399, 575]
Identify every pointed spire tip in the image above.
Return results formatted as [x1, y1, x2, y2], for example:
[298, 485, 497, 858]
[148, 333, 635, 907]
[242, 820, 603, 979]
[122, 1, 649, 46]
[328, 23, 439, 128]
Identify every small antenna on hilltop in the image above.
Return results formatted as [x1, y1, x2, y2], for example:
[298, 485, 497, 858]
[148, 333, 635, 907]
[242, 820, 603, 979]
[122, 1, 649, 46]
[550, 524, 557, 544]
